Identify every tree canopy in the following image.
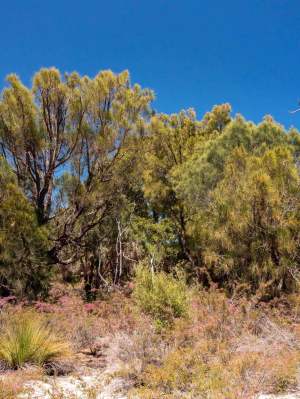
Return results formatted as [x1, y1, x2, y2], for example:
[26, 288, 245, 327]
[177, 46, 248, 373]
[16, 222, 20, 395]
[0, 67, 299, 299]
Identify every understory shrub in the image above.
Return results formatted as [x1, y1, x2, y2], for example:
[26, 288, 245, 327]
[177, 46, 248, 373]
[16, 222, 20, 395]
[133, 264, 189, 328]
[0, 310, 70, 368]
[130, 289, 300, 398]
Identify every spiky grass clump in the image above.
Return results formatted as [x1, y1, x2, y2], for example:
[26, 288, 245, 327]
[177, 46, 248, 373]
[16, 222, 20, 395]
[0, 310, 70, 369]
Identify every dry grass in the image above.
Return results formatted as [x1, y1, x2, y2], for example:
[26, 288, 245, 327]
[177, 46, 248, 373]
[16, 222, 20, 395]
[127, 289, 300, 398]
[0, 367, 43, 399]
[0, 286, 299, 398]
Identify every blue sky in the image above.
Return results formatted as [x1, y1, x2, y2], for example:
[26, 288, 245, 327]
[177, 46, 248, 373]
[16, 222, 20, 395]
[1, 0, 300, 128]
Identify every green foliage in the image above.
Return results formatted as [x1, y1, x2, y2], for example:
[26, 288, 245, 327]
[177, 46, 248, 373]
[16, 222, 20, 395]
[173, 114, 300, 295]
[1, 66, 300, 299]
[0, 157, 51, 298]
[204, 145, 300, 296]
[0, 310, 69, 368]
[142, 109, 203, 261]
[174, 115, 289, 212]
[133, 264, 189, 327]
[130, 216, 177, 267]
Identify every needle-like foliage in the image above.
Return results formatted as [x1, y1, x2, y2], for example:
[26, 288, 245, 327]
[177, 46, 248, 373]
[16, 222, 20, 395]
[0, 310, 70, 368]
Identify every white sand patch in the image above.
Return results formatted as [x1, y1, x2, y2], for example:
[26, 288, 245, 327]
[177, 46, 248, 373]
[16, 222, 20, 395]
[18, 370, 128, 399]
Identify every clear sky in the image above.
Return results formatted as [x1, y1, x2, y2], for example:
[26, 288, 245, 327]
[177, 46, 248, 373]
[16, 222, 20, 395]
[1, 0, 300, 128]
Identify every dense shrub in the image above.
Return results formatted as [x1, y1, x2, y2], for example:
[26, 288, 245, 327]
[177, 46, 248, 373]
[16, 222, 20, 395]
[133, 265, 189, 327]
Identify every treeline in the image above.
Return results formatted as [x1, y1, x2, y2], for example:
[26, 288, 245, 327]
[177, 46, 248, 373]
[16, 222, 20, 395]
[0, 68, 300, 300]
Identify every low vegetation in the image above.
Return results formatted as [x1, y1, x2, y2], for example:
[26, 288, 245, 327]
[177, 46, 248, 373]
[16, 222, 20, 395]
[0, 310, 69, 369]
[133, 265, 190, 328]
[129, 289, 300, 398]
[0, 283, 298, 397]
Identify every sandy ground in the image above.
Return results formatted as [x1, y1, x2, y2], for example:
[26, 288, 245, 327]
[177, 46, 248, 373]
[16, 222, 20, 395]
[14, 347, 300, 399]
[18, 369, 129, 399]
[18, 372, 300, 399]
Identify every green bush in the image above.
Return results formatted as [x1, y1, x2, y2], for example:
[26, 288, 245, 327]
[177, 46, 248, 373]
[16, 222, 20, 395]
[0, 310, 70, 369]
[133, 265, 189, 328]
